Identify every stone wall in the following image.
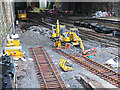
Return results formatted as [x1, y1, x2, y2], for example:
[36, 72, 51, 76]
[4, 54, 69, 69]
[0, 1, 12, 54]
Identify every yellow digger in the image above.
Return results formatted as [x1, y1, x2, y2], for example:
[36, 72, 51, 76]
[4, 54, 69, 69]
[59, 57, 73, 71]
[51, 19, 97, 56]
[3, 39, 23, 59]
[51, 20, 65, 40]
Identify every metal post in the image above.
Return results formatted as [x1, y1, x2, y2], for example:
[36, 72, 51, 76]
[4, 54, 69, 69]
[27, 0, 29, 8]
[10, 1, 15, 34]
[45, 0, 47, 8]
[39, 0, 41, 8]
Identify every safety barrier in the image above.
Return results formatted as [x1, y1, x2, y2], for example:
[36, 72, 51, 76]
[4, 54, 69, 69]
[65, 43, 70, 49]
[84, 48, 97, 57]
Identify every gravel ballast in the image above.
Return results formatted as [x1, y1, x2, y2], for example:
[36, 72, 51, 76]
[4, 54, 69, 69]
[16, 25, 118, 88]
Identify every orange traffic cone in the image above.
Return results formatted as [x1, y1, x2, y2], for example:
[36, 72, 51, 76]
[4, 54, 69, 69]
[54, 42, 56, 47]
[65, 43, 70, 49]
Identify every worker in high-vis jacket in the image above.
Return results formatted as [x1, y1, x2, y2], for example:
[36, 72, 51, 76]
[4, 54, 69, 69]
[16, 20, 19, 27]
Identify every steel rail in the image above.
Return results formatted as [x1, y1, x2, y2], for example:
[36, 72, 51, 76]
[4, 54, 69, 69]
[29, 18, 116, 48]
[41, 17, 119, 47]
[53, 48, 120, 87]
[107, 51, 120, 57]
[45, 16, 118, 40]
[79, 33, 119, 47]
[32, 49, 48, 89]
[78, 29, 118, 43]
[29, 47, 66, 89]
[41, 48, 64, 89]
[81, 37, 112, 47]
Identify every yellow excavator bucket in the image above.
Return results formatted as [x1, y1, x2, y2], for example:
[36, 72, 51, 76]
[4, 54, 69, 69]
[59, 57, 73, 71]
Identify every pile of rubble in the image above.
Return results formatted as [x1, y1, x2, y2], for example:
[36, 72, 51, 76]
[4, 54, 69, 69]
[92, 11, 112, 18]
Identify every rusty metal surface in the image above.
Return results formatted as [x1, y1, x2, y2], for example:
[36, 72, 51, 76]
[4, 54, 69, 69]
[52, 48, 120, 87]
[29, 47, 67, 89]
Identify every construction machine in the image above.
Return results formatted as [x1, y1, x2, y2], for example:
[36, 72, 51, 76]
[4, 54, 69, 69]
[51, 20, 65, 39]
[51, 19, 97, 56]
[3, 39, 23, 59]
[59, 57, 73, 71]
[17, 10, 27, 21]
[55, 39, 61, 48]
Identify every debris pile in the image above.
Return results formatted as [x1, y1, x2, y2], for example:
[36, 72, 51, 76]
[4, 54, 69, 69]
[92, 11, 111, 18]
[104, 56, 118, 68]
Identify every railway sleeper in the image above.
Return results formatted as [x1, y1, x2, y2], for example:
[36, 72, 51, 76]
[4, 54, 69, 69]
[45, 76, 57, 79]
[103, 72, 116, 76]
[48, 81, 63, 85]
[44, 76, 56, 78]
[47, 85, 61, 88]
[43, 73, 54, 76]
[38, 62, 53, 64]
[44, 75, 56, 78]
[45, 79, 59, 82]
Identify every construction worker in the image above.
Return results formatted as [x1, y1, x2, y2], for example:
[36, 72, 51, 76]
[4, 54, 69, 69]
[16, 20, 19, 27]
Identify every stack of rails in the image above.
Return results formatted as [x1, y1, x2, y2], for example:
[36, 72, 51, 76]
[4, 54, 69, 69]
[52, 48, 120, 87]
[29, 47, 67, 89]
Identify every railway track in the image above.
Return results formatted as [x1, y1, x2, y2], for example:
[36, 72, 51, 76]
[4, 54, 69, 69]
[78, 29, 118, 43]
[79, 33, 119, 47]
[45, 16, 119, 37]
[29, 47, 67, 89]
[27, 15, 119, 53]
[46, 15, 120, 28]
[27, 17, 119, 48]
[28, 18, 51, 29]
[43, 18, 119, 47]
[52, 48, 120, 88]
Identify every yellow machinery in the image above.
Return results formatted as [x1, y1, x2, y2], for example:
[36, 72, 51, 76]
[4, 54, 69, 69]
[4, 39, 23, 59]
[52, 20, 65, 39]
[51, 19, 97, 56]
[69, 29, 85, 54]
[59, 57, 73, 71]
[17, 10, 27, 20]
[4, 46, 23, 59]
[7, 39, 20, 47]
[62, 32, 71, 42]
[55, 40, 61, 48]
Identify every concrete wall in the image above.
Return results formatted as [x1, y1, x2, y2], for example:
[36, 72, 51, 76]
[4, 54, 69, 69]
[0, 1, 12, 55]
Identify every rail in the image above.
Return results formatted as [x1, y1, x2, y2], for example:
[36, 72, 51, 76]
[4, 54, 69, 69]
[29, 47, 66, 89]
[53, 48, 120, 87]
